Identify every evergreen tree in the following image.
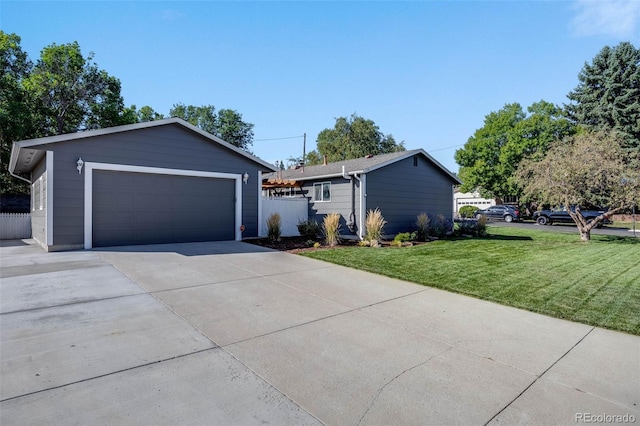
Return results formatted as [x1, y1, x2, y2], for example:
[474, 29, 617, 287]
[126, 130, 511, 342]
[566, 42, 640, 152]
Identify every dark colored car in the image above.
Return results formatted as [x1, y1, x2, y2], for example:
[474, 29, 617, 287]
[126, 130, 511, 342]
[533, 207, 611, 228]
[474, 205, 521, 222]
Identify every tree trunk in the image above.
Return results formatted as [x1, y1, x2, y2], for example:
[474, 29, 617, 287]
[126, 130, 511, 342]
[579, 227, 591, 241]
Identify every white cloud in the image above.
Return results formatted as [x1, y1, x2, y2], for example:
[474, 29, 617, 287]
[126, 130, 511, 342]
[571, 0, 640, 39]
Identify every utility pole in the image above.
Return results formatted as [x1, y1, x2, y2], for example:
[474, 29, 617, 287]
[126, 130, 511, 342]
[302, 133, 306, 171]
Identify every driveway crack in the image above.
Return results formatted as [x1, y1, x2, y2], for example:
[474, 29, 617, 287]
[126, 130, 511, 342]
[483, 326, 596, 425]
[356, 347, 454, 425]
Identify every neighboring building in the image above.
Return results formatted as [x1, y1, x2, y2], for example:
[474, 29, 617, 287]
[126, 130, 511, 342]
[8, 118, 277, 251]
[453, 190, 497, 214]
[263, 150, 462, 239]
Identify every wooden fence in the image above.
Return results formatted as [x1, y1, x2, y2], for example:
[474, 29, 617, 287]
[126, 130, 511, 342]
[0, 213, 31, 240]
[262, 198, 308, 237]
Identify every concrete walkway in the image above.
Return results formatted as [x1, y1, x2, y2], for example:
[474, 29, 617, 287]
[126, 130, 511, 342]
[1, 239, 638, 425]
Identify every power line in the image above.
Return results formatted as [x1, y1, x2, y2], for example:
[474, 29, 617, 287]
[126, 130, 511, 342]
[429, 144, 463, 152]
[254, 135, 304, 142]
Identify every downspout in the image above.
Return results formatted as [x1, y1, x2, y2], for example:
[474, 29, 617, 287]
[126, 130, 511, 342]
[343, 166, 357, 234]
[352, 173, 366, 240]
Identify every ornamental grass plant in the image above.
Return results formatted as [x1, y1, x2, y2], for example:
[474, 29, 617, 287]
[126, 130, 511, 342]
[266, 213, 282, 242]
[365, 208, 387, 243]
[323, 213, 341, 247]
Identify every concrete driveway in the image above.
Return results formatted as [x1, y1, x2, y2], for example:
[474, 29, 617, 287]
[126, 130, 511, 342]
[1, 239, 638, 425]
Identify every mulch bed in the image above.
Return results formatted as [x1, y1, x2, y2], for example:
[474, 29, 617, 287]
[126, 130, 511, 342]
[245, 236, 429, 253]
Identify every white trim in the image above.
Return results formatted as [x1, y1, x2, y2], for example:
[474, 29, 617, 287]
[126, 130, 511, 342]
[84, 162, 242, 249]
[257, 170, 263, 237]
[31, 181, 35, 212]
[235, 177, 242, 241]
[46, 151, 53, 246]
[38, 175, 43, 210]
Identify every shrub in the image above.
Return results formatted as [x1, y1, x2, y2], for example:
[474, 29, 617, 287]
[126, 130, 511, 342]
[476, 215, 488, 236]
[323, 213, 341, 247]
[313, 242, 321, 249]
[389, 240, 403, 247]
[266, 213, 282, 242]
[365, 208, 387, 242]
[393, 232, 411, 242]
[454, 216, 488, 237]
[429, 214, 452, 238]
[297, 219, 320, 239]
[415, 213, 430, 241]
[305, 239, 316, 247]
[459, 205, 479, 218]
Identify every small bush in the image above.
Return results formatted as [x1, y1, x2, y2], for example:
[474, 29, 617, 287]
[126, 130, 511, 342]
[454, 216, 488, 237]
[393, 232, 411, 242]
[266, 213, 282, 242]
[476, 215, 488, 236]
[297, 219, 320, 239]
[323, 213, 341, 247]
[313, 242, 321, 249]
[459, 205, 479, 218]
[389, 240, 403, 247]
[365, 208, 387, 242]
[358, 240, 371, 247]
[429, 214, 452, 238]
[305, 239, 316, 247]
[415, 213, 430, 241]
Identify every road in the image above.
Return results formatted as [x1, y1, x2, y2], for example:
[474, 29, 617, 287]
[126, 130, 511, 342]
[489, 220, 639, 238]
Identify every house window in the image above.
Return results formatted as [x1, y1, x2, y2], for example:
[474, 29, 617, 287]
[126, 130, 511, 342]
[413, 156, 418, 167]
[313, 182, 331, 202]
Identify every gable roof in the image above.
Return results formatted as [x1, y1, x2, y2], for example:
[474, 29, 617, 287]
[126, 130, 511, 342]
[264, 149, 461, 184]
[9, 118, 278, 173]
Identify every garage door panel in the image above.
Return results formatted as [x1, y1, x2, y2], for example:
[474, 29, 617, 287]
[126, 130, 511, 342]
[92, 170, 235, 247]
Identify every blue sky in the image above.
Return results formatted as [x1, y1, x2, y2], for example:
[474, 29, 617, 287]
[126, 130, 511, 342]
[2, 1, 639, 173]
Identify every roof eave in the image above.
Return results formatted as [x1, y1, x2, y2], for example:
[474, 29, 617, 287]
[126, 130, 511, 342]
[8, 118, 278, 173]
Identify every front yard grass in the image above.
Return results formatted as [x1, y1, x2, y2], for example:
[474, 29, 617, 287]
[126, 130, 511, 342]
[301, 226, 640, 335]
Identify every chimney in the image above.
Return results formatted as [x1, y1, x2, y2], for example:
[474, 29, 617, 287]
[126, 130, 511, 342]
[323, 155, 328, 166]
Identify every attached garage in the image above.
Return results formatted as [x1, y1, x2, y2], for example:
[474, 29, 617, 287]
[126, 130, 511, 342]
[9, 118, 277, 251]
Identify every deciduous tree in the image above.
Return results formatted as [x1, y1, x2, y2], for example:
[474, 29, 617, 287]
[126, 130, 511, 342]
[0, 31, 33, 194]
[306, 114, 404, 165]
[169, 103, 254, 151]
[23, 41, 133, 135]
[455, 101, 575, 200]
[515, 131, 639, 241]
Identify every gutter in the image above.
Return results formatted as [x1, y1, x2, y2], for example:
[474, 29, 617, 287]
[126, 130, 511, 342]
[9, 169, 31, 184]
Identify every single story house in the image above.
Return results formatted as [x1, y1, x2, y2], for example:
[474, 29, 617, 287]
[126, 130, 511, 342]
[8, 118, 277, 251]
[263, 149, 462, 238]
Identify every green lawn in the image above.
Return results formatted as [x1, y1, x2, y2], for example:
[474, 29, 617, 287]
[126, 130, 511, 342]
[302, 227, 640, 335]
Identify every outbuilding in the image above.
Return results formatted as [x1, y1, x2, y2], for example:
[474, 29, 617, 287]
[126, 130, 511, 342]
[9, 118, 277, 251]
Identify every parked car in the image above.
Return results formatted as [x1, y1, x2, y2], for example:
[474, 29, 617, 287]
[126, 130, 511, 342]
[474, 205, 521, 222]
[533, 207, 611, 228]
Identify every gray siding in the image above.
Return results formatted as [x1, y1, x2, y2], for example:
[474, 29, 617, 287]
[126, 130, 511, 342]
[31, 124, 268, 246]
[366, 155, 455, 235]
[302, 177, 361, 235]
[30, 158, 46, 246]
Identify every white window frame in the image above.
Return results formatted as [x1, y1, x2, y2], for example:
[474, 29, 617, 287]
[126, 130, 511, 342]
[313, 181, 331, 202]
